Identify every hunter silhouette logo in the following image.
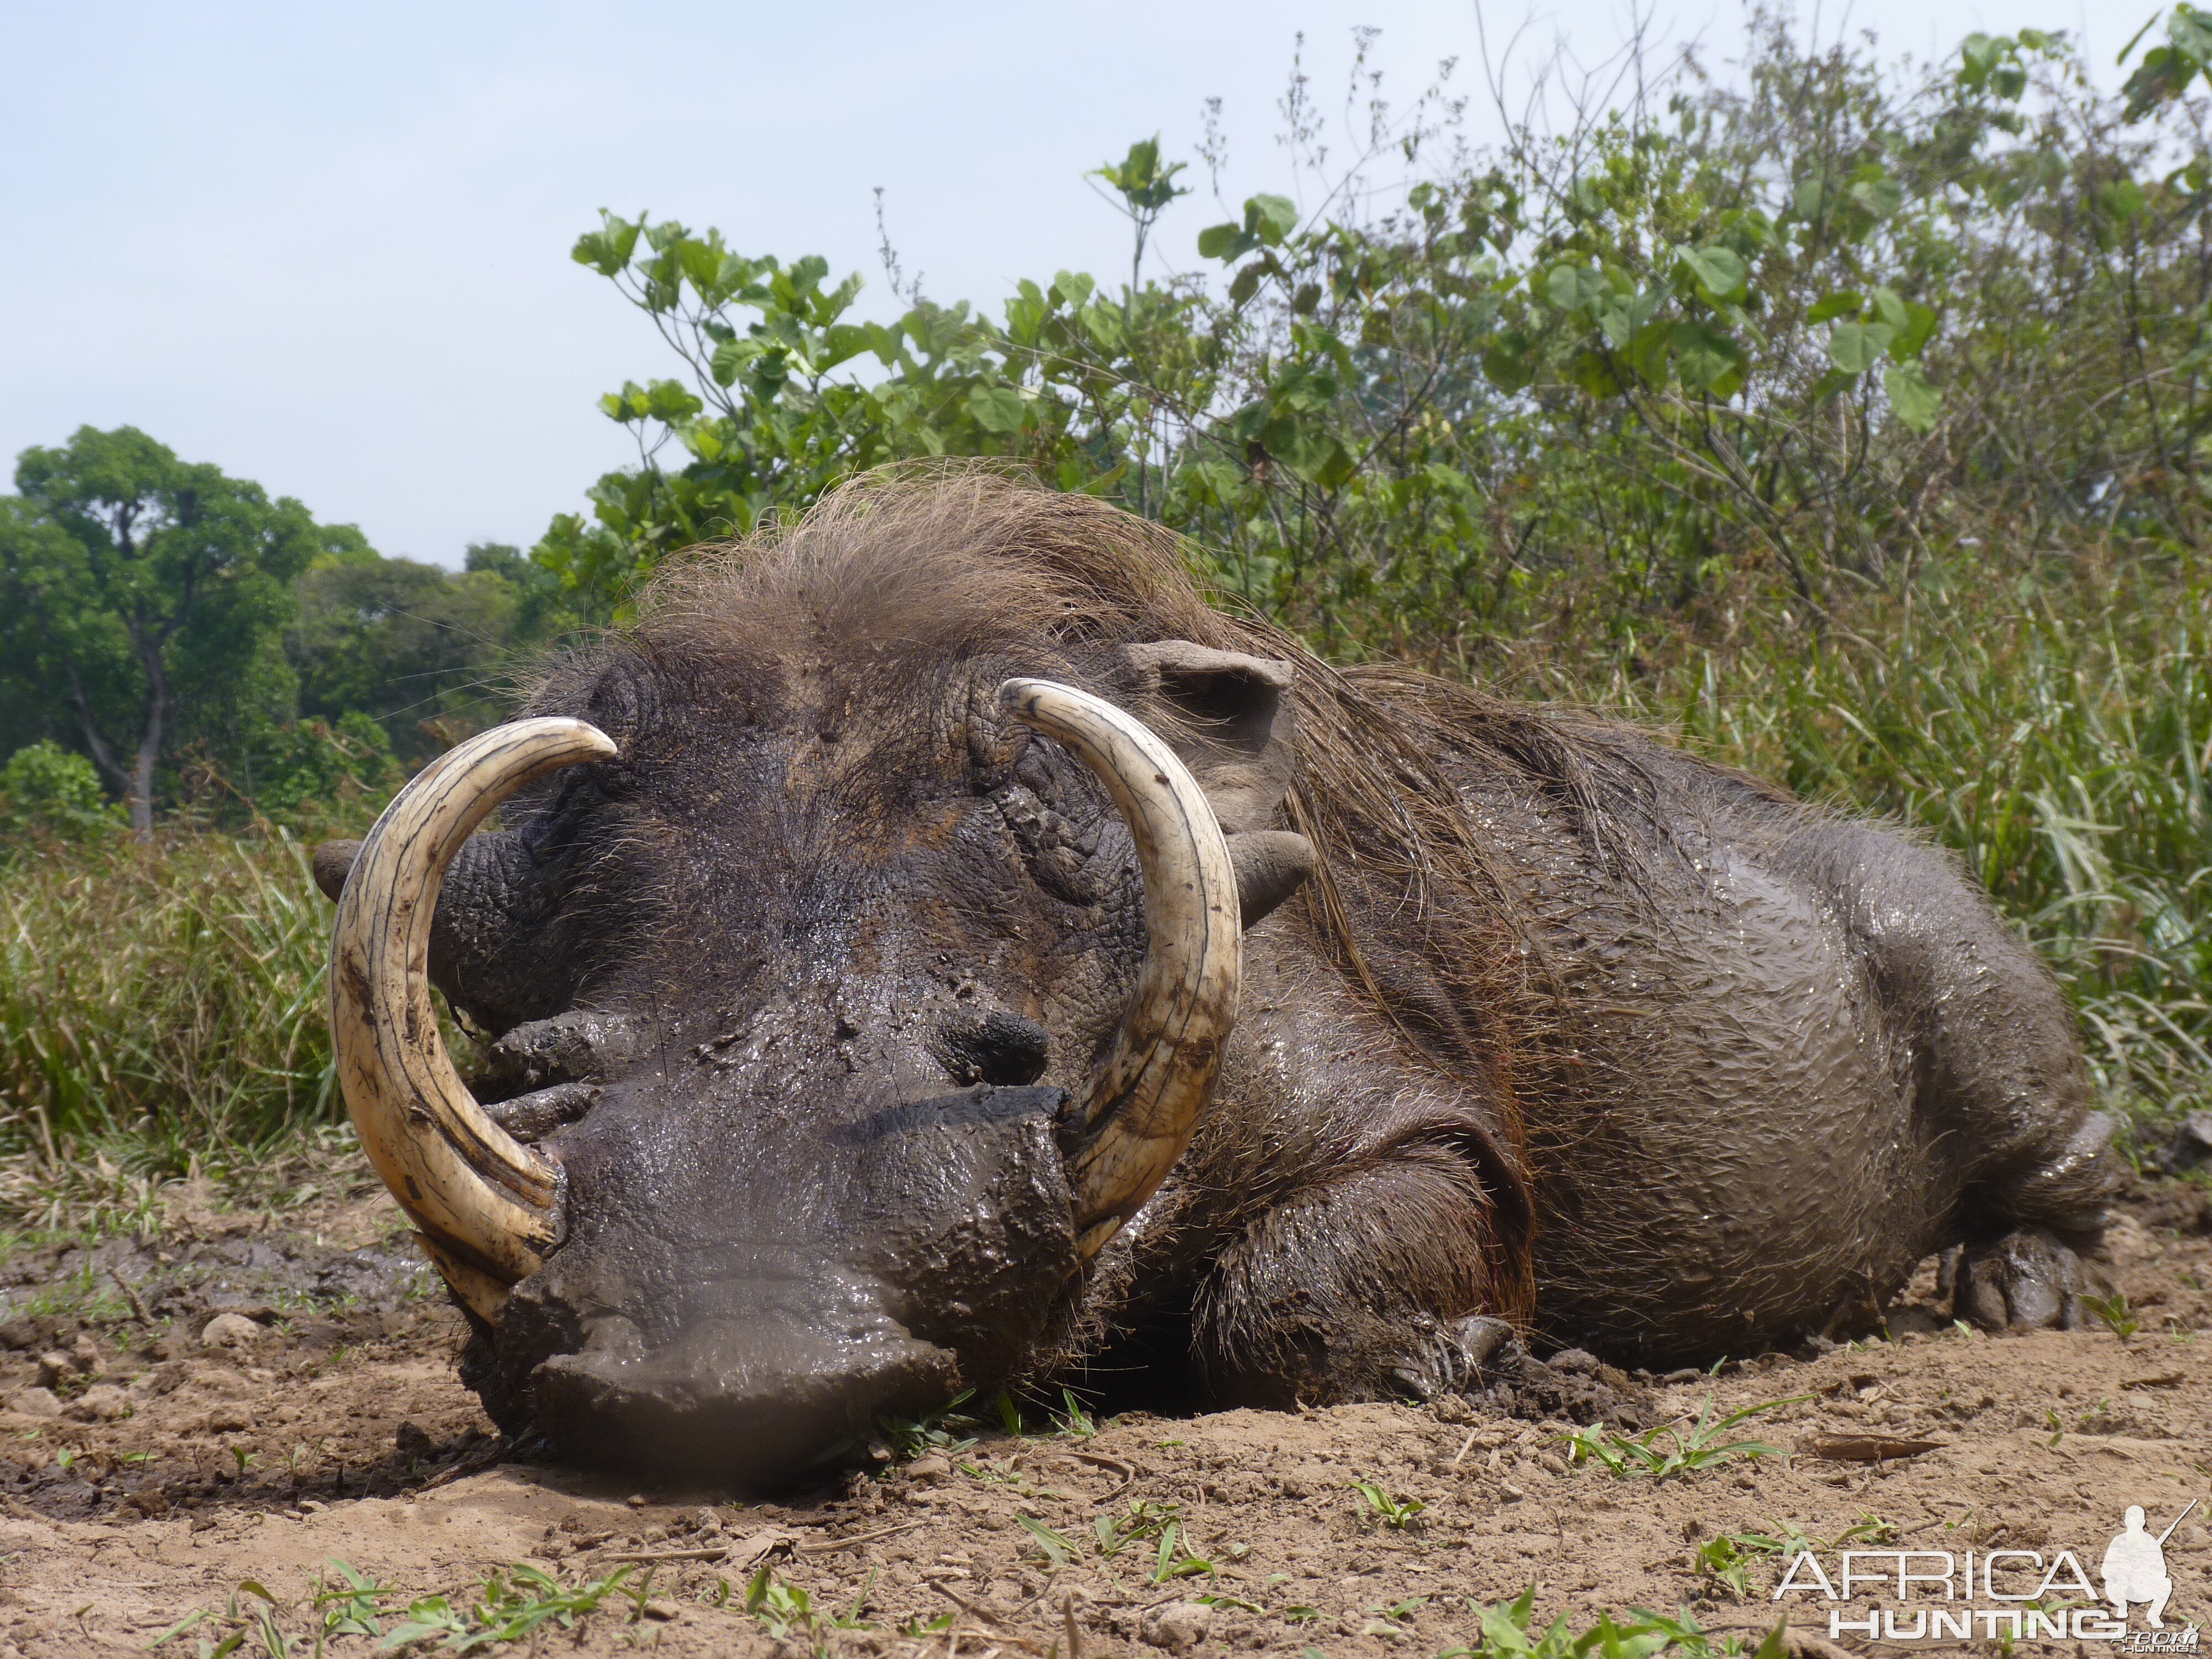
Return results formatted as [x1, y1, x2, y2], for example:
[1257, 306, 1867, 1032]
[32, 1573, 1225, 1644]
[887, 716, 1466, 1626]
[2105, 1501, 2194, 1631]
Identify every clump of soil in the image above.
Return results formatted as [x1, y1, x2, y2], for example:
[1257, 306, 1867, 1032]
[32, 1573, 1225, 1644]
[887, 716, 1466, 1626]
[0, 1181, 2205, 1656]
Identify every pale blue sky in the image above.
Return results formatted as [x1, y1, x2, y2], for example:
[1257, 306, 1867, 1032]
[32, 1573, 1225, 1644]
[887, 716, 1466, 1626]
[1, 1, 2135, 566]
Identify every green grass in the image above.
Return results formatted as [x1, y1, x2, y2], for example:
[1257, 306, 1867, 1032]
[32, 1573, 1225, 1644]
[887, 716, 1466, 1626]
[1443, 1588, 1786, 1657]
[148, 1558, 646, 1653]
[0, 830, 332, 1146]
[0, 822, 452, 1229]
[1557, 1394, 1809, 1481]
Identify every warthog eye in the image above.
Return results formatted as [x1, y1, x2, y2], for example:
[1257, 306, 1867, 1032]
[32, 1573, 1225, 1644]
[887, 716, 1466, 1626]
[936, 1009, 1051, 1087]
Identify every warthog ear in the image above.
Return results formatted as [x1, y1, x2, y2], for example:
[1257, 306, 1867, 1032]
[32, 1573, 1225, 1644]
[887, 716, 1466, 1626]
[1114, 641, 1313, 928]
[1113, 641, 1296, 833]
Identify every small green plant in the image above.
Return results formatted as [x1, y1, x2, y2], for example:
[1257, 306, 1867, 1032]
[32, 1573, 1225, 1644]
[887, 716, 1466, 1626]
[1090, 1498, 1182, 1559]
[744, 1564, 825, 1643]
[378, 1562, 640, 1650]
[1147, 1520, 1214, 1585]
[1691, 1524, 1830, 1604]
[1695, 1535, 1758, 1599]
[1361, 1595, 1431, 1636]
[312, 1558, 393, 1640]
[1053, 1387, 1098, 1439]
[1442, 1588, 1789, 1657]
[1016, 1515, 1081, 1567]
[1840, 1514, 1898, 1546]
[2084, 1292, 2143, 1338]
[876, 1389, 979, 1462]
[1559, 1396, 1806, 1481]
[1350, 1480, 1427, 1530]
[1197, 1592, 1267, 1616]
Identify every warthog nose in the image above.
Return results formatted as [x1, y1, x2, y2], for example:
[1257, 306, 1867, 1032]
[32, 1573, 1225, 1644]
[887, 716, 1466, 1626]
[529, 1306, 959, 1483]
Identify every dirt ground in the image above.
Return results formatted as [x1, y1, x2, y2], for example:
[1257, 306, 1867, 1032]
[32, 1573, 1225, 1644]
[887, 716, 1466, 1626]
[0, 1178, 2205, 1657]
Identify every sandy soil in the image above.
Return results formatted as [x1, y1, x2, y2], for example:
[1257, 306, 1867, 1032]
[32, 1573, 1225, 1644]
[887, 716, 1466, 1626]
[0, 1180, 2205, 1657]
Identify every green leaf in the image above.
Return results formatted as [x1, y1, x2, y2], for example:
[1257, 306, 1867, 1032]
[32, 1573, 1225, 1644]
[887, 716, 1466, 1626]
[1884, 361, 1943, 431]
[1090, 135, 1189, 214]
[1676, 246, 1746, 301]
[1627, 320, 1674, 388]
[1827, 321, 1895, 374]
[677, 238, 722, 291]
[1016, 1515, 1077, 1567]
[1848, 175, 1903, 218]
[1869, 286, 1909, 331]
[643, 379, 703, 422]
[571, 213, 641, 276]
[1547, 263, 1607, 313]
[1078, 301, 1124, 350]
[1198, 223, 1255, 262]
[1481, 335, 1532, 392]
[146, 1610, 210, 1650]
[709, 337, 761, 388]
[1568, 348, 1622, 399]
[1249, 194, 1298, 243]
[1809, 368, 1859, 405]
[1672, 323, 1746, 397]
[1890, 301, 1939, 361]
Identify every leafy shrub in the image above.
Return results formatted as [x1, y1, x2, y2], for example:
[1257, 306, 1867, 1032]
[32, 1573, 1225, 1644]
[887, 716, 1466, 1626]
[0, 741, 121, 843]
[249, 712, 406, 827]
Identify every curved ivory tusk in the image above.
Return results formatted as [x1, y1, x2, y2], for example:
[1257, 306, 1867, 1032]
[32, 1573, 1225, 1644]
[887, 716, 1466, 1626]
[998, 680, 1241, 1261]
[329, 717, 618, 1317]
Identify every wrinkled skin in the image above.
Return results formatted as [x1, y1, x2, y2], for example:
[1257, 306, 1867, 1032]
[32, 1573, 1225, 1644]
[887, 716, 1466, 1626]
[316, 487, 2116, 1483]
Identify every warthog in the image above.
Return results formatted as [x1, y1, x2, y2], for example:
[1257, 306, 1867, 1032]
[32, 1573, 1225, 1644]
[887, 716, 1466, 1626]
[316, 474, 2115, 1480]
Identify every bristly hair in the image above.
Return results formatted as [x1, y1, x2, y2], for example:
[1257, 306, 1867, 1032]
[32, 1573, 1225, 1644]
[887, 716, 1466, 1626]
[582, 462, 1694, 1323]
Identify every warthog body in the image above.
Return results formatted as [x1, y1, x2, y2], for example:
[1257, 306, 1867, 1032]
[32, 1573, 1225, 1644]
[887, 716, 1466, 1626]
[317, 477, 2115, 1479]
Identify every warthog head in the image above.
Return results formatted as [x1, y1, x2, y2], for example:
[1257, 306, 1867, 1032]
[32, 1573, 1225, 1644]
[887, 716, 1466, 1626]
[316, 481, 1314, 1481]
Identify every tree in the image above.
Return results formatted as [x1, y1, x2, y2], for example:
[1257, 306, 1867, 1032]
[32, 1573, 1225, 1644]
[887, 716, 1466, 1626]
[288, 550, 525, 761]
[7, 427, 322, 835]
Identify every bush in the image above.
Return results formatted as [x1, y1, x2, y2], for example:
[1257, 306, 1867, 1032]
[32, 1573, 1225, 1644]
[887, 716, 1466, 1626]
[0, 741, 122, 843]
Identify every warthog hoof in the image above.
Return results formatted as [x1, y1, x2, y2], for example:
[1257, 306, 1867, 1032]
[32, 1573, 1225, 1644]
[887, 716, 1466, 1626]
[1385, 1313, 1523, 1401]
[1951, 1226, 2091, 1331]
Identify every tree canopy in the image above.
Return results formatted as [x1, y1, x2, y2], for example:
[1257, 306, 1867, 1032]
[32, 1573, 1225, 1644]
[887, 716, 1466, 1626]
[0, 431, 556, 834]
[3, 427, 323, 833]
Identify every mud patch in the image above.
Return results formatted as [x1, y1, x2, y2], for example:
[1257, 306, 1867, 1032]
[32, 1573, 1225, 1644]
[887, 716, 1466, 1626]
[1, 1182, 2206, 1656]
